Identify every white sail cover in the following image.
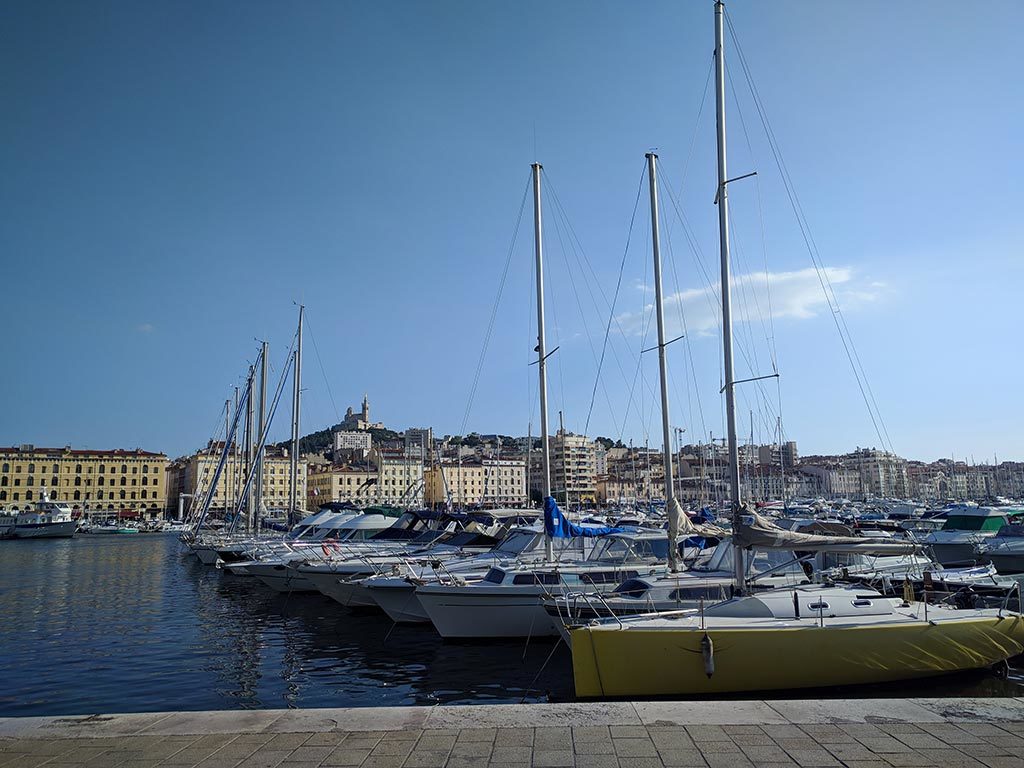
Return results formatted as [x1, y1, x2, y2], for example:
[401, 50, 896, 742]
[733, 508, 921, 555]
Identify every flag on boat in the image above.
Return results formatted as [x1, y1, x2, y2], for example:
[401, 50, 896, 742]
[543, 496, 623, 538]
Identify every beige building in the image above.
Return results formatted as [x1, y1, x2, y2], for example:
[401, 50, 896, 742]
[0, 444, 168, 518]
[307, 462, 377, 506]
[424, 458, 526, 507]
[166, 442, 306, 518]
[306, 447, 425, 508]
[529, 430, 597, 504]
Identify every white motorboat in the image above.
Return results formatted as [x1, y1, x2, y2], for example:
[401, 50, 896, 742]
[981, 523, 1024, 574]
[12, 499, 77, 539]
[922, 506, 1011, 566]
[416, 529, 676, 639]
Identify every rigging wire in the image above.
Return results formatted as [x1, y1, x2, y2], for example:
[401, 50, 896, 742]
[459, 171, 532, 436]
[582, 162, 647, 437]
[302, 312, 341, 425]
[724, 8, 894, 455]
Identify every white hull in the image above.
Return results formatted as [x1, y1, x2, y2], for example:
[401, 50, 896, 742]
[364, 582, 430, 624]
[14, 520, 78, 539]
[417, 584, 558, 638]
[247, 563, 318, 593]
[302, 569, 378, 607]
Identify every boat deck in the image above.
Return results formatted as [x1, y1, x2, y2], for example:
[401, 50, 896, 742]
[3, 697, 1024, 767]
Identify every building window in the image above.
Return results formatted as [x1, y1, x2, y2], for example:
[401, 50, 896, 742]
[74, 477, 81, 486]
[120, 490, 126, 500]
[121, 465, 127, 474]
[50, 476, 58, 486]
[73, 490, 81, 501]
[143, 465, 148, 474]
[0, 477, 5, 486]
[13, 493, 18, 501]
[130, 492, 136, 500]
[27, 476, 34, 486]
[99, 465, 105, 474]
[75, 464, 82, 473]
[25, 491, 33, 501]
[132, 466, 138, 474]
[141, 490, 147, 499]
[120, 477, 126, 486]
[98, 477, 104, 486]
[28, 463, 36, 473]
[1, 464, 7, 472]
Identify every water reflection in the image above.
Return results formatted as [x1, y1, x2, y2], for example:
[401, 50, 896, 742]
[0, 534, 1021, 717]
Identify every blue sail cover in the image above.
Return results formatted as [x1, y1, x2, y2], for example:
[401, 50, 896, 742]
[543, 497, 624, 538]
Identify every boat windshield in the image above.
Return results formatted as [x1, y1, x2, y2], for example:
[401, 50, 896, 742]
[493, 531, 538, 555]
[699, 544, 805, 576]
[588, 536, 669, 563]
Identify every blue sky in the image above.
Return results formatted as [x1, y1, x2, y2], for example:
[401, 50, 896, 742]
[2, 0, 1021, 462]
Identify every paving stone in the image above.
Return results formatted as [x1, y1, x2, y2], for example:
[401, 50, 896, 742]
[659, 752, 709, 768]
[686, 727, 732, 742]
[302, 732, 349, 746]
[855, 737, 915, 753]
[702, 754, 753, 768]
[532, 749, 574, 767]
[611, 726, 650, 739]
[287, 744, 335, 762]
[614, 737, 659, 757]
[448, 741, 491, 758]
[362, 756, 407, 768]
[893, 732, 948, 749]
[323, 746, 371, 766]
[782, 748, 840, 767]
[492, 728, 532, 747]
[738, 744, 792, 762]
[372, 741, 415, 757]
[701, 740, 742, 754]
[575, 738, 616, 755]
[415, 734, 456, 751]
[913, 749, 983, 767]
[573, 755, 620, 768]
[455, 728, 497, 743]
[878, 754, 937, 767]
[403, 751, 450, 768]
[534, 727, 573, 749]
[915, 724, 985, 744]
[823, 742, 877, 761]
[489, 746, 532, 763]
[974, 757, 1023, 768]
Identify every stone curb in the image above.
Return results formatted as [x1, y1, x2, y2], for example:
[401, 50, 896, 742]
[2, 698, 1024, 740]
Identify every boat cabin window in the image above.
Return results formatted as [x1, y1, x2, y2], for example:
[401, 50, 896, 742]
[512, 572, 560, 586]
[942, 514, 1007, 532]
[668, 585, 730, 602]
[482, 567, 505, 584]
[612, 579, 649, 598]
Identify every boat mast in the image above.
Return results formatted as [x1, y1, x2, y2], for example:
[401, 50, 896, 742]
[245, 363, 255, 532]
[224, 398, 232, 516]
[533, 162, 553, 561]
[289, 305, 304, 524]
[256, 340, 268, 532]
[646, 153, 681, 572]
[714, 0, 745, 592]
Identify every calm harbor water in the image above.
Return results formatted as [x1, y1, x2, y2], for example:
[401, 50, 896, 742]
[2, 533, 1024, 717]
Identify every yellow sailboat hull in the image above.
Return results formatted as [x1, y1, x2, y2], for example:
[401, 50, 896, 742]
[571, 614, 1024, 697]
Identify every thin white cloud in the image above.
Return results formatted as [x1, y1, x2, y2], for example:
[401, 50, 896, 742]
[136, 323, 155, 334]
[615, 266, 884, 337]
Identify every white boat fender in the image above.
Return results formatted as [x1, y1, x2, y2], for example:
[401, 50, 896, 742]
[701, 632, 714, 678]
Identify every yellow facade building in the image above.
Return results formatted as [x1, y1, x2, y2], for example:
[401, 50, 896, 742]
[424, 458, 526, 508]
[166, 442, 306, 518]
[0, 444, 168, 518]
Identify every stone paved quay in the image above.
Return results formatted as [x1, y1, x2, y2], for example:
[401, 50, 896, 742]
[3, 698, 1024, 768]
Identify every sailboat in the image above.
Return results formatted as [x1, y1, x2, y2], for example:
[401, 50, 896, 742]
[567, 0, 1024, 697]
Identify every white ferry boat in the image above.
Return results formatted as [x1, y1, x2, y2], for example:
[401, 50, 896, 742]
[13, 498, 77, 539]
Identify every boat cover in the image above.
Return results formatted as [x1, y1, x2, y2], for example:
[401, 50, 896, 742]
[735, 508, 921, 554]
[544, 497, 622, 538]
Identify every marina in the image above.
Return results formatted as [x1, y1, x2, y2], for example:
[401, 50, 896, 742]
[3, 0, 1024, 755]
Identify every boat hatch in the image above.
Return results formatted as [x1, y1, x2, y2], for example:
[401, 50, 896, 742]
[512, 572, 560, 586]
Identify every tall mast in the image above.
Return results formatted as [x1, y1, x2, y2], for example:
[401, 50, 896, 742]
[224, 398, 232, 516]
[289, 305, 304, 523]
[533, 162, 553, 561]
[256, 341, 268, 531]
[714, 0, 744, 591]
[244, 365, 255, 531]
[646, 153, 680, 572]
